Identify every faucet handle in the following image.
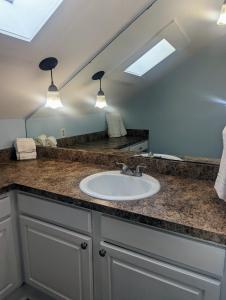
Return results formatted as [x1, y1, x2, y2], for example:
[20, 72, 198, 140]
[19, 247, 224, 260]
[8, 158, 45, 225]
[116, 162, 128, 171]
[115, 162, 132, 175]
[116, 162, 126, 167]
[135, 165, 147, 176]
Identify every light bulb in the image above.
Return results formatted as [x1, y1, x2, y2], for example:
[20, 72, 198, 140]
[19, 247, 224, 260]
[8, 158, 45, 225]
[95, 94, 107, 109]
[45, 83, 63, 109]
[45, 90, 63, 109]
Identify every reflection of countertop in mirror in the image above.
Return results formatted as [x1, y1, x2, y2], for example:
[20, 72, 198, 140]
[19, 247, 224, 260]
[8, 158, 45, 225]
[1, 158, 226, 245]
[56, 129, 149, 151]
[63, 135, 147, 151]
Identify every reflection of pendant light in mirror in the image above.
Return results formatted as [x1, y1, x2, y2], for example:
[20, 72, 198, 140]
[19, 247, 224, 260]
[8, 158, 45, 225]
[92, 71, 107, 109]
[218, 0, 226, 25]
[39, 57, 63, 109]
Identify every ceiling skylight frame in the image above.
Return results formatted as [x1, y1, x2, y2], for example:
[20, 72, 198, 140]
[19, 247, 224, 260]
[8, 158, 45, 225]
[0, 0, 64, 42]
[124, 38, 176, 77]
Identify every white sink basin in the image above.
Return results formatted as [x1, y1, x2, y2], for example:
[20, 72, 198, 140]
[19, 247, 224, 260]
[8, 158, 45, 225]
[79, 171, 160, 201]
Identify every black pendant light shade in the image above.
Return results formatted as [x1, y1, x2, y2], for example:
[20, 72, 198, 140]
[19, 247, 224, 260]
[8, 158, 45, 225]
[39, 57, 58, 71]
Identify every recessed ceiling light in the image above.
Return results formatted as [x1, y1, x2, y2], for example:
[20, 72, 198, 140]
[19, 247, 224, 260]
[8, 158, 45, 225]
[0, 0, 63, 42]
[124, 39, 176, 77]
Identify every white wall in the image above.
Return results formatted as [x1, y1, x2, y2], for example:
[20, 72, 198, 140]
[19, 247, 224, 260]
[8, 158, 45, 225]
[0, 119, 26, 149]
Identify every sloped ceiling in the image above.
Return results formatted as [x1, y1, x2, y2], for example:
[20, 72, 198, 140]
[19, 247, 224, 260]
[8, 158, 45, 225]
[0, 0, 153, 118]
[59, 0, 226, 112]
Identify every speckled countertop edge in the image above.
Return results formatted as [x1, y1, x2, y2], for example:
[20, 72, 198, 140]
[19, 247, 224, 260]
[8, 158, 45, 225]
[1, 158, 226, 246]
[11, 183, 226, 247]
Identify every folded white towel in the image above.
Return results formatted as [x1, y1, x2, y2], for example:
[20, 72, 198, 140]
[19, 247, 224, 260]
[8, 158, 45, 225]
[16, 151, 37, 160]
[106, 111, 127, 138]
[46, 136, 57, 147]
[15, 138, 36, 153]
[215, 127, 226, 200]
[35, 134, 47, 146]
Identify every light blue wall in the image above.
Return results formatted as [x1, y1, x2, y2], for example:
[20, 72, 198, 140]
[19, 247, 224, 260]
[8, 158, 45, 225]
[0, 119, 26, 149]
[118, 42, 226, 158]
[26, 112, 106, 139]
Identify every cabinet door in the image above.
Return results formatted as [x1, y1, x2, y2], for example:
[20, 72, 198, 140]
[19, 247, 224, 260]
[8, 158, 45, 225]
[99, 242, 221, 300]
[20, 216, 93, 300]
[0, 218, 19, 299]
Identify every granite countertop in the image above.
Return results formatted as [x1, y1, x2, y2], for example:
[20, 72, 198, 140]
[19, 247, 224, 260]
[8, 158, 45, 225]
[63, 136, 147, 151]
[1, 159, 226, 245]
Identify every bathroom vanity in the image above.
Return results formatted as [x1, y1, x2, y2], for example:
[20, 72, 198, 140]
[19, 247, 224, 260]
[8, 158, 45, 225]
[1, 191, 225, 300]
[0, 157, 226, 300]
[2, 0, 226, 299]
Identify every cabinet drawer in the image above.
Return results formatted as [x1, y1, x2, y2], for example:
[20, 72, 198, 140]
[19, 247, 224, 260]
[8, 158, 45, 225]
[0, 196, 11, 219]
[101, 216, 225, 277]
[18, 193, 92, 234]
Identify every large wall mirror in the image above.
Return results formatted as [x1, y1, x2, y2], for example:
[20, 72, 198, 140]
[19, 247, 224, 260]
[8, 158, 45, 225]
[26, 0, 226, 163]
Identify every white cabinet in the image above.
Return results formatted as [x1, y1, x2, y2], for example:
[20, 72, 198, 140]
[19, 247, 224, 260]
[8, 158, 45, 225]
[0, 195, 21, 300]
[0, 218, 19, 299]
[98, 242, 221, 300]
[20, 216, 93, 300]
[5, 192, 225, 300]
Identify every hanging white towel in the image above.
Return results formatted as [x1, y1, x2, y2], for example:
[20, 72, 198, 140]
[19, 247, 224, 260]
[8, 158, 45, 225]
[215, 126, 226, 200]
[15, 138, 36, 153]
[106, 111, 127, 138]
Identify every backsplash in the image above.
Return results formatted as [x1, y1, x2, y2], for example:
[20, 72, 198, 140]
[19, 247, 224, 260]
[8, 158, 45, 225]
[0, 148, 16, 162]
[37, 146, 219, 181]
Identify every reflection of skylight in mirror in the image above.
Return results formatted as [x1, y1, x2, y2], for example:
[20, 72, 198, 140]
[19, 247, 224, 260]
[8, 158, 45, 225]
[125, 39, 176, 77]
[0, 0, 63, 42]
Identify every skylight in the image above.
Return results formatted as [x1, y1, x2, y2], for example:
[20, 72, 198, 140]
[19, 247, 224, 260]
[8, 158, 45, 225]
[0, 0, 63, 42]
[125, 39, 176, 77]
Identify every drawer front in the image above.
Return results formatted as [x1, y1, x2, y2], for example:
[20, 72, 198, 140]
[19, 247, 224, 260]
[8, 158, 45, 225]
[18, 193, 92, 234]
[101, 216, 225, 277]
[0, 196, 11, 219]
[129, 140, 148, 152]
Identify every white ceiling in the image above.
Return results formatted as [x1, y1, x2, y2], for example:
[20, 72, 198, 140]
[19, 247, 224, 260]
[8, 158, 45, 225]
[1, 0, 226, 119]
[59, 0, 226, 113]
[0, 0, 153, 118]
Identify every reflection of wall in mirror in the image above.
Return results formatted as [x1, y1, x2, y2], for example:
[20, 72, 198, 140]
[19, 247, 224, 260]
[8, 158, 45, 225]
[26, 112, 106, 139]
[116, 38, 226, 159]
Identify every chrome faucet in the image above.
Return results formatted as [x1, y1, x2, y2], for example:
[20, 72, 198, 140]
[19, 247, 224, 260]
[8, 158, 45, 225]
[116, 162, 134, 176]
[133, 165, 147, 177]
[116, 163, 147, 177]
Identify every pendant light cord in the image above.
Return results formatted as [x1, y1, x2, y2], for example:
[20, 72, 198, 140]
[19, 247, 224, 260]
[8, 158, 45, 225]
[50, 69, 54, 85]
[99, 78, 102, 92]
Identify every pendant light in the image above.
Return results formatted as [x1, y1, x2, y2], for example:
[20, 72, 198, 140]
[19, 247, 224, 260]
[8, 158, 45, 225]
[39, 57, 63, 109]
[92, 71, 107, 109]
[218, 0, 226, 25]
